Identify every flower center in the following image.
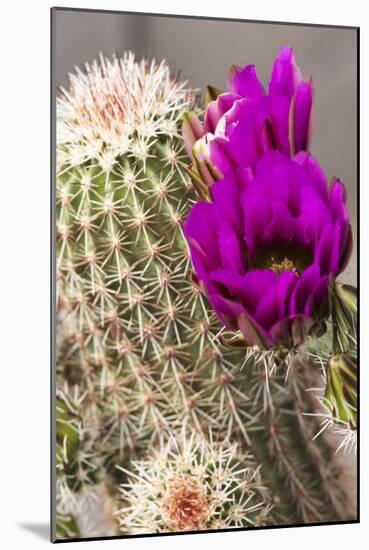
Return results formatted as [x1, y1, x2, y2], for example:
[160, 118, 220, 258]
[250, 244, 313, 276]
[269, 256, 299, 276]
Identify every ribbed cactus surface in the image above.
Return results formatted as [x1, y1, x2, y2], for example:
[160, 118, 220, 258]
[55, 53, 355, 540]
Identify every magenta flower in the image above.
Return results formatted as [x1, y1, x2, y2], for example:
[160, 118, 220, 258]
[184, 151, 352, 349]
[183, 46, 313, 196]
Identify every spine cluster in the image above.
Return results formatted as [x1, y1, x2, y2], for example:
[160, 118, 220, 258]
[116, 428, 272, 533]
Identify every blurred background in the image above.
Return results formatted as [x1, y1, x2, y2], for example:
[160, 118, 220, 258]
[53, 9, 358, 284]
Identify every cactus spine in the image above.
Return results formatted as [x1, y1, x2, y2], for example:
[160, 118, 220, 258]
[55, 53, 354, 539]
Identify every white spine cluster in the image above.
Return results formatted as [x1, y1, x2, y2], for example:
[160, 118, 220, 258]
[57, 52, 193, 169]
[116, 428, 272, 533]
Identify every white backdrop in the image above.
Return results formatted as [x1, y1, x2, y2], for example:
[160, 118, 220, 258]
[0, 0, 366, 548]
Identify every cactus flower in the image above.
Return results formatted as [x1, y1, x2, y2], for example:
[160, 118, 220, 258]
[183, 46, 313, 196]
[185, 151, 352, 349]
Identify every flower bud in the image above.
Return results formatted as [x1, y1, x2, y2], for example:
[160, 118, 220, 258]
[325, 352, 357, 429]
[331, 283, 357, 354]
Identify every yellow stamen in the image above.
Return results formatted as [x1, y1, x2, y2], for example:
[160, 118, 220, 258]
[270, 257, 299, 276]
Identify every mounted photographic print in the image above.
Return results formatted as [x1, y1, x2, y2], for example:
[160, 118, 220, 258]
[51, 7, 359, 542]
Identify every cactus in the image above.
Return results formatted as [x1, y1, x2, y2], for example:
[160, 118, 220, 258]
[55, 52, 356, 540]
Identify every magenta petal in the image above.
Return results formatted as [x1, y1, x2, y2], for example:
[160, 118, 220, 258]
[293, 79, 313, 152]
[185, 202, 221, 267]
[314, 223, 341, 275]
[289, 265, 320, 316]
[241, 270, 278, 309]
[262, 202, 296, 246]
[204, 93, 239, 133]
[330, 222, 342, 274]
[188, 242, 218, 296]
[204, 102, 220, 134]
[328, 177, 350, 270]
[234, 165, 254, 192]
[255, 272, 297, 329]
[210, 294, 245, 329]
[256, 161, 291, 205]
[209, 270, 253, 310]
[269, 95, 291, 155]
[297, 186, 331, 245]
[314, 225, 333, 274]
[242, 193, 271, 255]
[218, 223, 245, 274]
[339, 225, 353, 273]
[306, 275, 330, 318]
[185, 202, 217, 246]
[217, 93, 241, 116]
[221, 99, 261, 170]
[293, 151, 328, 203]
[255, 150, 289, 175]
[269, 46, 302, 100]
[211, 176, 243, 234]
[329, 177, 349, 221]
[227, 64, 265, 100]
[209, 137, 238, 175]
[210, 269, 275, 314]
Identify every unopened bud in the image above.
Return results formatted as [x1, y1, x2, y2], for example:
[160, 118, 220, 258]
[325, 352, 357, 429]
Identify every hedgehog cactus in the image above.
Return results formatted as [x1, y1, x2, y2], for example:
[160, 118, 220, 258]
[55, 51, 356, 540]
